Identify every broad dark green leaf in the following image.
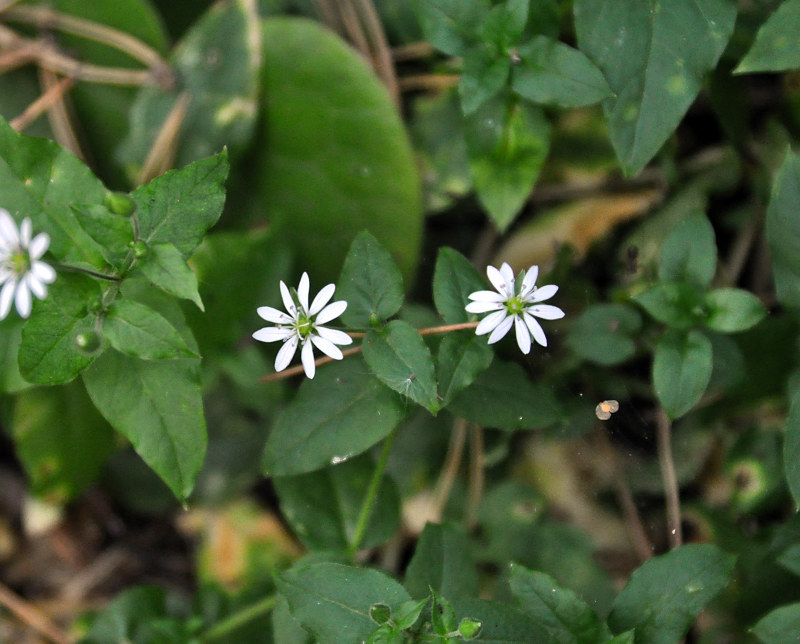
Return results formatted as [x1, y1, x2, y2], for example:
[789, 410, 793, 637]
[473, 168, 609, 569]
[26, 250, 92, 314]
[736, 0, 800, 74]
[566, 303, 641, 366]
[71, 204, 134, 268]
[258, 17, 422, 282]
[511, 35, 613, 108]
[432, 247, 487, 324]
[466, 97, 550, 231]
[274, 454, 401, 551]
[509, 563, 611, 644]
[118, 0, 261, 174]
[574, 0, 736, 175]
[783, 385, 800, 506]
[459, 44, 510, 115]
[634, 281, 705, 329]
[404, 523, 479, 600]
[659, 212, 717, 288]
[262, 358, 405, 476]
[83, 349, 206, 501]
[480, 0, 529, 51]
[131, 152, 228, 258]
[437, 333, 493, 406]
[363, 321, 439, 413]
[702, 288, 767, 333]
[103, 299, 198, 360]
[0, 317, 31, 393]
[337, 231, 404, 327]
[277, 562, 410, 643]
[12, 381, 116, 503]
[608, 544, 735, 643]
[448, 359, 561, 430]
[414, 0, 490, 55]
[653, 328, 713, 419]
[18, 274, 104, 385]
[449, 598, 551, 644]
[135, 242, 203, 310]
[752, 602, 800, 643]
[272, 595, 314, 644]
[81, 586, 169, 644]
[766, 150, 800, 308]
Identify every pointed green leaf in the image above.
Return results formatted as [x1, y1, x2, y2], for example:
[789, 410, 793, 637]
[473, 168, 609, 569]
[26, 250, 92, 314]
[262, 358, 405, 476]
[753, 603, 800, 643]
[136, 242, 204, 310]
[511, 35, 613, 108]
[83, 586, 170, 643]
[608, 544, 735, 643]
[363, 320, 438, 413]
[659, 212, 717, 288]
[782, 385, 800, 506]
[459, 45, 510, 115]
[736, 0, 800, 74]
[653, 328, 713, 420]
[574, 0, 736, 175]
[481, 0, 529, 51]
[432, 247, 487, 324]
[103, 299, 199, 360]
[414, 0, 490, 56]
[404, 523, 479, 600]
[702, 288, 767, 333]
[566, 303, 642, 366]
[766, 150, 800, 309]
[449, 598, 551, 643]
[437, 333, 493, 406]
[83, 349, 206, 501]
[0, 317, 32, 393]
[633, 281, 705, 329]
[71, 204, 134, 268]
[337, 231, 404, 327]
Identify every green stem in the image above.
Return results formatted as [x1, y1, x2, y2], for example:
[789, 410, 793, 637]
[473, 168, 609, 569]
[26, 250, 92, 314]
[199, 594, 277, 642]
[348, 424, 400, 556]
[53, 262, 119, 282]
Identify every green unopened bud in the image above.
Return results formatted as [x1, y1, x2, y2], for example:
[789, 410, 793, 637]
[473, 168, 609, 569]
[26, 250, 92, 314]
[458, 617, 482, 640]
[130, 240, 148, 259]
[75, 330, 101, 353]
[104, 191, 137, 216]
[369, 603, 392, 625]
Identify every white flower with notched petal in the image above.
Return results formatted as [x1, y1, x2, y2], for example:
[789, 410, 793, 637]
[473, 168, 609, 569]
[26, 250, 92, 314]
[0, 209, 56, 320]
[465, 262, 565, 354]
[253, 272, 352, 379]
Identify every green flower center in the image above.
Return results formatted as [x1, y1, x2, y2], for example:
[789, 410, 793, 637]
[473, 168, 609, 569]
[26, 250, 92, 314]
[296, 315, 313, 338]
[505, 295, 526, 316]
[6, 250, 28, 275]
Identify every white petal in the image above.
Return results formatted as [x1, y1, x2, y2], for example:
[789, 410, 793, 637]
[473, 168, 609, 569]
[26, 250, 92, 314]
[15, 281, 31, 318]
[257, 305, 293, 324]
[311, 334, 343, 360]
[297, 273, 310, 312]
[499, 263, 515, 292]
[0, 210, 19, 247]
[274, 335, 298, 371]
[301, 338, 316, 379]
[309, 283, 335, 316]
[316, 326, 353, 346]
[315, 299, 346, 325]
[0, 279, 15, 320]
[528, 304, 565, 320]
[28, 232, 50, 260]
[531, 284, 558, 302]
[476, 309, 508, 336]
[19, 218, 32, 247]
[486, 265, 509, 296]
[465, 300, 504, 314]
[487, 315, 514, 344]
[514, 316, 531, 354]
[279, 280, 296, 317]
[31, 261, 56, 285]
[468, 290, 506, 303]
[25, 273, 47, 300]
[253, 326, 293, 342]
[523, 312, 548, 347]
[520, 265, 539, 297]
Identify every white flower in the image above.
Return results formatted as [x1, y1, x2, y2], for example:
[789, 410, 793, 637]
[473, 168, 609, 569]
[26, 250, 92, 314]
[465, 262, 565, 354]
[253, 272, 352, 378]
[0, 209, 56, 320]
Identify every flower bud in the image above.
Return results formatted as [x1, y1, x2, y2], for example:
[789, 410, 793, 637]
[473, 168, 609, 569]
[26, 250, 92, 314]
[458, 617, 482, 640]
[104, 191, 137, 216]
[75, 330, 101, 353]
[130, 240, 149, 259]
[369, 603, 391, 625]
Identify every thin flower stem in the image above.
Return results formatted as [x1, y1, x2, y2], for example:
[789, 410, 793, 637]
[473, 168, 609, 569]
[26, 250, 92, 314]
[465, 424, 484, 530]
[199, 594, 277, 642]
[53, 263, 119, 282]
[656, 406, 682, 549]
[347, 423, 400, 556]
[430, 417, 468, 521]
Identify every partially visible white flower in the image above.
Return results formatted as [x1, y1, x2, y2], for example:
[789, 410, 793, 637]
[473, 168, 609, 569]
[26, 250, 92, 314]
[465, 262, 565, 354]
[0, 209, 56, 320]
[253, 272, 352, 378]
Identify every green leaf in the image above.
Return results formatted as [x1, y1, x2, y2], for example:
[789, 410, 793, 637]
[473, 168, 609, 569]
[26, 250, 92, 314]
[363, 321, 439, 413]
[404, 523, 479, 599]
[71, 204, 134, 268]
[766, 150, 800, 309]
[448, 359, 561, 430]
[337, 231, 404, 327]
[131, 151, 229, 258]
[509, 563, 611, 644]
[273, 453, 401, 551]
[653, 328, 713, 420]
[566, 303, 642, 366]
[432, 591, 458, 635]
[437, 333, 493, 406]
[752, 602, 800, 643]
[608, 544, 735, 643]
[481, 0, 529, 51]
[118, 0, 262, 173]
[459, 44, 510, 115]
[511, 35, 613, 108]
[135, 242, 204, 310]
[658, 212, 717, 288]
[257, 17, 422, 282]
[574, 0, 736, 175]
[449, 598, 551, 643]
[103, 299, 199, 360]
[272, 595, 314, 644]
[702, 288, 767, 333]
[414, 0, 490, 56]
[0, 317, 32, 393]
[392, 598, 429, 630]
[12, 381, 116, 503]
[18, 274, 104, 385]
[82, 586, 169, 643]
[432, 247, 487, 324]
[466, 97, 550, 231]
[735, 0, 800, 74]
[262, 358, 405, 476]
[783, 386, 800, 506]
[277, 562, 410, 642]
[633, 281, 706, 329]
[82, 349, 206, 501]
